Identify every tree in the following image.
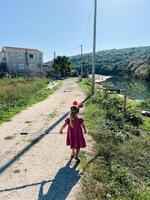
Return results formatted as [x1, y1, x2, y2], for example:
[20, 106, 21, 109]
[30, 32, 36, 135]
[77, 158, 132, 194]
[69, 46, 150, 80]
[147, 56, 150, 65]
[52, 56, 71, 77]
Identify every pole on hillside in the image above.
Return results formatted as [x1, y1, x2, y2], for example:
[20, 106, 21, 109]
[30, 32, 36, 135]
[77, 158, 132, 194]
[91, 0, 97, 95]
[54, 51, 56, 61]
[79, 44, 83, 81]
[124, 91, 127, 116]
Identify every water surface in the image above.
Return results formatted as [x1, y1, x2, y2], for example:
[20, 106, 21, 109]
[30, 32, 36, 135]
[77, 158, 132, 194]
[103, 76, 150, 100]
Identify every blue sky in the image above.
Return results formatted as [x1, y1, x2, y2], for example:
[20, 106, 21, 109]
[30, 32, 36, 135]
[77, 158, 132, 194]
[0, 0, 150, 61]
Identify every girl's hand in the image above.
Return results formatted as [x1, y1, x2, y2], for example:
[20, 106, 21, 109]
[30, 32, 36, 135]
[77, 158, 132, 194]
[82, 124, 87, 134]
[59, 123, 67, 134]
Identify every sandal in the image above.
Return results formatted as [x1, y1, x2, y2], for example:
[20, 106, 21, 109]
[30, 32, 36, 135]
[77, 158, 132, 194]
[71, 154, 75, 159]
[75, 157, 80, 161]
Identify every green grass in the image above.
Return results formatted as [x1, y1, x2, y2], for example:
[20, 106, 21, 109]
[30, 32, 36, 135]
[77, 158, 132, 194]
[47, 109, 58, 119]
[142, 117, 150, 132]
[78, 80, 150, 200]
[4, 136, 15, 140]
[76, 78, 91, 95]
[0, 78, 62, 123]
[127, 100, 150, 132]
[13, 169, 20, 174]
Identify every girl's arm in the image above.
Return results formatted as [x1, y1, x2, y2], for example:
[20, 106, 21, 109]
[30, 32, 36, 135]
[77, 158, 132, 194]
[81, 123, 87, 134]
[59, 123, 67, 134]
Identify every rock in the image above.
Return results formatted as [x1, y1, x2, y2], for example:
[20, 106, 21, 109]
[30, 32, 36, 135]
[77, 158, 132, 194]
[142, 110, 150, 117]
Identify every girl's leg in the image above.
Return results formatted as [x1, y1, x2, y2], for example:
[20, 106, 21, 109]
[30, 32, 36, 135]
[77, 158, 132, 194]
[75, 148, 80, 159]
[71, 148, 75, 158]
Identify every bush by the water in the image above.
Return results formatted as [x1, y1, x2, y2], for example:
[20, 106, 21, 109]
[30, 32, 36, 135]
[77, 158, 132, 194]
[79, 80, 150, 200]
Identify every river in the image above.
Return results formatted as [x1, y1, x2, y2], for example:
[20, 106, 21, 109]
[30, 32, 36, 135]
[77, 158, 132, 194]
[103, 76, 150, 100]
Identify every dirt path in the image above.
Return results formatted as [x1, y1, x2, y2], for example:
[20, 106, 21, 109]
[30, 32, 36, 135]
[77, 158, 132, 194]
[0, 78, 92, 200]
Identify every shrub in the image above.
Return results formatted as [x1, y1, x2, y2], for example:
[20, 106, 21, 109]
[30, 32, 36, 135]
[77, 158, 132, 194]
[140, 99, 150, 109]
[125, 109, 143, 126]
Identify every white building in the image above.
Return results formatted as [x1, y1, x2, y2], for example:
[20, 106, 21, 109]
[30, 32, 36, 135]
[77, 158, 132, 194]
[0, 46, 44, 77]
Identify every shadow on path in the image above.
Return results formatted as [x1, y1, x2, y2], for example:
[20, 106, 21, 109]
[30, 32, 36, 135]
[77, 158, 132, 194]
[38, 159, 80, 200]
[0, 95, 91, 175]
[0, 180, 53, 193]
[0, 112, 69, 175]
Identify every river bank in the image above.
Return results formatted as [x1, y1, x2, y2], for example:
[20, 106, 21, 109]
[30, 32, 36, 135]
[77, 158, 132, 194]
[89, 74, 111, 83]
[78, 79, 150, 200]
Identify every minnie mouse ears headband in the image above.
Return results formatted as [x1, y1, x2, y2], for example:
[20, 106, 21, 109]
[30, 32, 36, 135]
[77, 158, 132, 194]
[72, 101, 84, 108]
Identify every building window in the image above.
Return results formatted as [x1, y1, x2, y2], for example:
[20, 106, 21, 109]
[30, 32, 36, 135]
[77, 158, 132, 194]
[2, 57, 6, 62]
[29, 54, 34, 58]
[29, 64, 35, 69]
[18, 53, 23, 58]
[18, 64, 24, 70]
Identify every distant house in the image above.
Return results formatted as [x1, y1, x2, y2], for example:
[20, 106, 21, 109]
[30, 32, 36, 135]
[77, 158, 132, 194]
[43, 61, 61, 79]
[0, 46, 44, 77]
[72, 64, 89, 78]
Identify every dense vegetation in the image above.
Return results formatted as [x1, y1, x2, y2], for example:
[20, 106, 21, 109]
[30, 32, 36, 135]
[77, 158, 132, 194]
[70, 46, 150, 80]
[78, 79, 150, 200]
[52, 56, 71, 77]
[0, 78, 61, 123]
[45, 56, 71, 77]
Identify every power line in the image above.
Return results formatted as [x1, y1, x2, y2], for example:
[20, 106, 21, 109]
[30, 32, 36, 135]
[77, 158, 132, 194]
[81, 1, 94, 45]
[49, 2, 94, 61]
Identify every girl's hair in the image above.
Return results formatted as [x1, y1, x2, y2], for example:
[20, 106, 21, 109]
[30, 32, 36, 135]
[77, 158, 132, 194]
[70, 106, 79, 128]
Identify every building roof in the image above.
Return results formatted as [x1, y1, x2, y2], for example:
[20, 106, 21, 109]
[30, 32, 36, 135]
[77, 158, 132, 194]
[43, 61, 53, 67]
[2, 46, 43, 54]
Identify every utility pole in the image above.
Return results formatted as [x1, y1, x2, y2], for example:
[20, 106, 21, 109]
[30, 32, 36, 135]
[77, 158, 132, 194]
[54, 51, 56, 61]
[79, 44, 83, 81]
[124, 91, 127, 117]
[25, 49, 29, 77]
[91, 0, 97, 95]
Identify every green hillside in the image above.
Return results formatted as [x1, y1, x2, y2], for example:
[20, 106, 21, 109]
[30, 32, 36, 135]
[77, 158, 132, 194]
[70, 46, 150, 80]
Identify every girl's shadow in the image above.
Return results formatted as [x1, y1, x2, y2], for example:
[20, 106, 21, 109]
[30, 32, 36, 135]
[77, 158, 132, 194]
[38, 159, 81, 200]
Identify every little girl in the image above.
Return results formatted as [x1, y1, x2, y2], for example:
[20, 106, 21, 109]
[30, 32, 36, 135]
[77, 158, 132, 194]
[59, 101, 87, 161]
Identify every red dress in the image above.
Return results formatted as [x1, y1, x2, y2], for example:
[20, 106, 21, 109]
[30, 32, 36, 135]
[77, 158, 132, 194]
[65, 117, 86, 149]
